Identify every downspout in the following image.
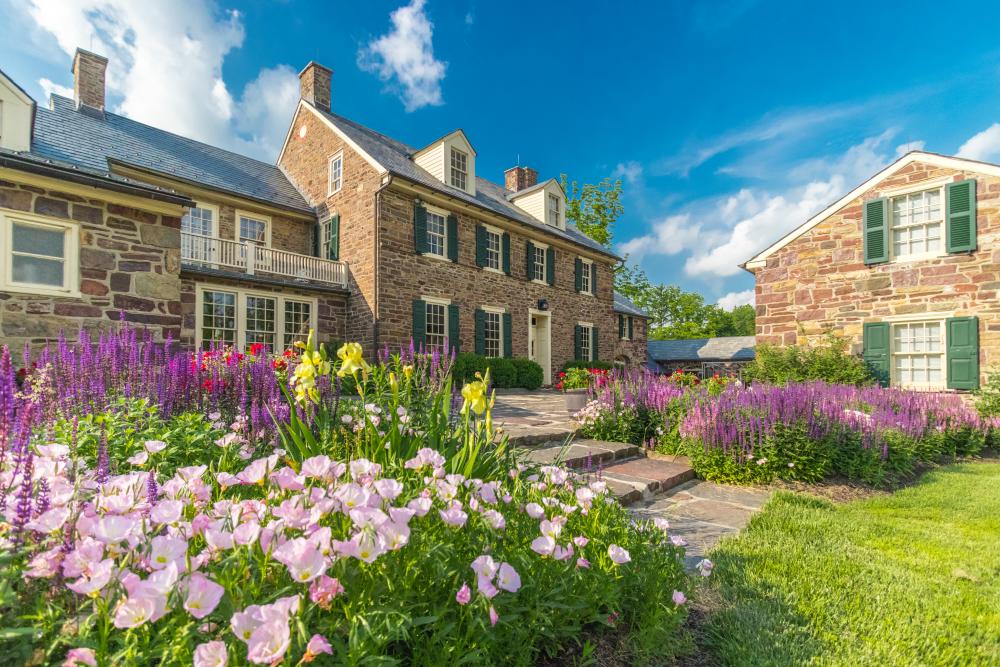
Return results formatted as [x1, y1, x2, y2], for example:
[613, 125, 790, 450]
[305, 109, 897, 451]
[372, 174, 393, 351]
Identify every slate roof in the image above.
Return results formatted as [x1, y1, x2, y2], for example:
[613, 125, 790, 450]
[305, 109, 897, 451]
[28, 95, 311, 213]
[505, 178, 558, 200]
[613, 292, 648, 317]
[316, 106, 620, 260]
[647, 336, 756, 362]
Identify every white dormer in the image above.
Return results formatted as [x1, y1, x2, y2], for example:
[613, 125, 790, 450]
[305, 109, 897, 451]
[412, 129, 477, 197]
[0, 70, 35, 152]
[509, 178, 566, 230]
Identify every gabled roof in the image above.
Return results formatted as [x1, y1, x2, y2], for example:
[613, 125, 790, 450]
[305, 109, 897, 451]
[648, 336, 756, 362]
[411, 128, 477, 158]
[305, 103, 620, 260]
[613, 292, 647, 317]
[506, 178, 561, 201]
[744, 151, 1000, 269]
[28, 95, 311, 213]
[0, 68, 35, 106]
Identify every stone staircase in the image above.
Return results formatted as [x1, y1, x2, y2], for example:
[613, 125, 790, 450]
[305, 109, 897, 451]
[519, 436, 695, 504]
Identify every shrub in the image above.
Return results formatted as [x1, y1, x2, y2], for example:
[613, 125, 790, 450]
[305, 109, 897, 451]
[486, 357, 517, 388]
[512, 358, 544, 390]
[975, 369, 1000, 418]
[742, 333, 873, 386]
[452, 352, 489, 384]
[562, 359, 613, 372]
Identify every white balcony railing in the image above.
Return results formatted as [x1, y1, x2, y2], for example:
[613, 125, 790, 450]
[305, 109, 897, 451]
[181, 233, 348, 288]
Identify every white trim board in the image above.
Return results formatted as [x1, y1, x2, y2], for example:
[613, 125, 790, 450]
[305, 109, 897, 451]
[744, 151, 1000, 269]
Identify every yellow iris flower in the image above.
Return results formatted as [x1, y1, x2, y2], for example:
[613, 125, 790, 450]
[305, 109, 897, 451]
[461, 380, 488, 416]
[336, 342, 370, 378]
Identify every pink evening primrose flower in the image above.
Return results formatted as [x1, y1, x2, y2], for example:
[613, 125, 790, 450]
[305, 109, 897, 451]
[62, 648, 97, 667]
[496, 563, 521, 593]
[304, 634, 333, 661]
[524, 503, 545, 519]
[193, 640, 228, 667]
[530, 535, 556, 557]
[309, 575, 345, 608]
[126, 451, 149, 466]
[144, 440, 168, 454]
[113, 596, 155, 629]
[439, 507, 468, 528]
[576, 557, 591, 569]
[670, 535, 687, 547]
[246, 619, 291, 665]
[476, 574, 499, 599]
[471, 555, 498, 579]
[489, 605, 499, 627]
[672, 590, 687, 606]
[607, 544, 631, 565]
[456, 583, 471, 605]
[185, 573, 226, 619]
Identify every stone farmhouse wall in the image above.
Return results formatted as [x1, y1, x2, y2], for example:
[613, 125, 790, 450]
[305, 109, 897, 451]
[613, 315, 648, 367]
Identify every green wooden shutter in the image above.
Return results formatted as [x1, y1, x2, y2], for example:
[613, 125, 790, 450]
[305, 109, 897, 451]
[474, 309, 486, 355]
[590, 262, 598, 294]
[312, 221, 321, 257]
[546, 247, 555, 286]
[627, 316, 633, 340]
[447, 214, 459, 262]
[448, 304, 460, 351]
[414, 203, 428, 254]
[618, 314, 625, 339]
[947, 316, 979, 390]
[412, 300, 426, 347]
[946, 179, 977, 253]
[525, 241, 535, 281]
[503, 312, 512, 357]
[863, 198, 888, 265]
[574, 258, 583, 292]
[591, 327, 599, 361]
[327, 214, 340, 261]
[862, 322, 890, 387]
[502, 233, 511, 275]
[574, 325, 583, 361]
[475, 226, 487, 268]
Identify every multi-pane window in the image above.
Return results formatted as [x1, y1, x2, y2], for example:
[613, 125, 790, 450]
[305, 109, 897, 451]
[450, 148, 468, 190]
[426, 211, 447, 257]
[239, 214, 268, 246]
[484, 311, 502, 357]
[201, 291, 237, 349]
[329, 153, 343, 194]
[283, 300, 312, 348]
[579, 325, 592, 362]
[547, 193, 560, 227]
[532, 246, 546, 282]
[619, 314, 632, 340]
[245, 296, 277, 349]
[10, 221, 68, 289]
[321, 216, 339, 261]
[425, 302, 447, 350]
[891, 188, 942, 259]
[181, 206, 214, 236]
[580, 260, 591, 294]
[485, 229, 501, 270]
[892, 321, 944, 387]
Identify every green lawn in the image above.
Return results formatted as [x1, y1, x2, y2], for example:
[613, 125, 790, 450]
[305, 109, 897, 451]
[699, 462, 1000, 666]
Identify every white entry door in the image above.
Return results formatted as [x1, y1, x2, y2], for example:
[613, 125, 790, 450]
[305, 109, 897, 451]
[529, 310, 551, 385]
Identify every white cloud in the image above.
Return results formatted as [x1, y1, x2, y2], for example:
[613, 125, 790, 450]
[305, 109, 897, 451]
[20, 0, 298, 161]
[358, 0, 446, 112]
[620, 130, 908, 280]
[38, 77, 72, 99]
[716, 289, 754, 310]
[612, 160, 643, 185]
[957, 123, 1000, 163]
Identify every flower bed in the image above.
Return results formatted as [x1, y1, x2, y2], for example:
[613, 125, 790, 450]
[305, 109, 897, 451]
[0, 330, 691, 666]
[579, 370, 997, 486]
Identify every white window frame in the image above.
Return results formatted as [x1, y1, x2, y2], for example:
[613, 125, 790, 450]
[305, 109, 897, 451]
[578, 321, 594, 362]
[531, 242, 548, 285]
[889, 318, 946, 390]
[481, 305, 506, 358]
[424, 205, 449, 260]
[579, 257, 593, 295]
[195, 285, 317, 351]
[888, 185, 945, 263]
[619, 314, 632, 341]
[483, 224, 502, 273]
[422, 295, 451, 351]
[235, 210, 271, 247]
[328, 151, 344, 195]
[181, 201, 219, 237]
[320, 214, 339, 261]
[0, 209, 80, 297]
[547, 193, 561, 227]
[450, 148, 468, 191]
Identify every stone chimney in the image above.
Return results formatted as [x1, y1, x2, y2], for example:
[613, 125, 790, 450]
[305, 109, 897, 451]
[505, 166, 538, 192]
[72, 48, 107, 113]
[299, 62, 332, 112]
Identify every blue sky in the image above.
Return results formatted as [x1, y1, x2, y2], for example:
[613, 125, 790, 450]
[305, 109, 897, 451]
[3, 1, 1000, 308]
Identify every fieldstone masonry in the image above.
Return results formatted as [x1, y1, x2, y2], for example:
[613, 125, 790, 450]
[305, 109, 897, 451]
[614, 315, 649, 367]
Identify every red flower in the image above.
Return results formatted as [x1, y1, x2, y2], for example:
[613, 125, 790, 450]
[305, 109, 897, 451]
[249, 343, 265, 357]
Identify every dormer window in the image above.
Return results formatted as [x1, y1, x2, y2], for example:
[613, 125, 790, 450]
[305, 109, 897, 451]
[547, 193, 561, 227]
[450, 148, 468, 191]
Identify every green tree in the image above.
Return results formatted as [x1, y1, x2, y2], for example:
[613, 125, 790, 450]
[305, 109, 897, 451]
[560, 175, 623, 247]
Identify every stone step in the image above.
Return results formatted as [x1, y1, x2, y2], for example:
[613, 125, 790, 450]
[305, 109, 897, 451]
[507, 428, 577, 449]
[597, 456, 697, 504]
[522, 438, 640, 469]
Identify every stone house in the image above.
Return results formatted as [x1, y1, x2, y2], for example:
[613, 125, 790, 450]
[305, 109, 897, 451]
[0, 50, 639, 385]
[745, 151, 999, 390]
[612, 292, 649, 367]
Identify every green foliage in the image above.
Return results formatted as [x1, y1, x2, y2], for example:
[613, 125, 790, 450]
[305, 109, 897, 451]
[512, 358, 544, 390]
[742, 334, 874, 386]
[702, 464, 1000, 666]
[974, 368, 1000, 417]
[560, 175, 623, 247]
[487, 357, 517, 389]
[561, 360, 614, 372]
[452, 352, 489, 384]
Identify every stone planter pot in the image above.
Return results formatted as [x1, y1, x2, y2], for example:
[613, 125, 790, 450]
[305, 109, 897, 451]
[564, 388, 589, 413]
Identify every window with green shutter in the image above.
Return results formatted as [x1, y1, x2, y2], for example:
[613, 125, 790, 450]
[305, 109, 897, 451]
[546, 247, 555, 286]
[618, 314, 625, 339]
[474, 308, 486, 355]
[946, 179, 977, 253]
[574, 258, 583, 292]
[323, 214, 340, 261]
[448, 304, 460, 351]
[475, 226, 487, 268]
[412, 299, 426, 346]
[502, 233, 511, 275]
[946, 316, 979, 389]
[503, 312, 512, 357]
[447, 214, 458, 262]
[627, 316, 633, 340]
[590, 262, 597, 295]
[863, 198, 888, 265]
[413, 203, 428, 254]
[574, 324, 583, 361]
[525, 240, 535, 281]
[862, 322, 890, 387]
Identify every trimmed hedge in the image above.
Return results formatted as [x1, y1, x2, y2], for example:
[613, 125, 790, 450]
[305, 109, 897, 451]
[453, 353, 544, 390]
[562, 360, 614, 372]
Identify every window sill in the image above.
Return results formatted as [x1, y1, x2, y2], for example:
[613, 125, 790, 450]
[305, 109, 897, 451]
[327, 186, 343, 197]
[530, 279, 549, 287]
[889, 252, 947, 265]
[422, 252, 453, 263]
[482, 266, 505, 275]
[579, 290, 594, 297]
[2, 284, 81, 299]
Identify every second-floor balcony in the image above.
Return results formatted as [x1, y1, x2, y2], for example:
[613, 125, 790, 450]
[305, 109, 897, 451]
[180, 233, 348, 288]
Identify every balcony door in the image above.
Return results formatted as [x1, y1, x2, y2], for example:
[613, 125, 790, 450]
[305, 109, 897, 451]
[181, 204, 217, 264]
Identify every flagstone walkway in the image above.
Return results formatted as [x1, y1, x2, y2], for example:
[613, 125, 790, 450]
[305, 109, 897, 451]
[493, 390, 579, 446]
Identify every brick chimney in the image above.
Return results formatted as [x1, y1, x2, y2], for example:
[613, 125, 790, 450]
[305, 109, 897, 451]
[505, 166, 538, 192]
[299, 62, 332, 112]
[72, 48, 107, 113]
